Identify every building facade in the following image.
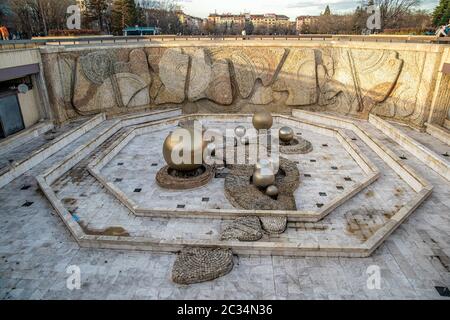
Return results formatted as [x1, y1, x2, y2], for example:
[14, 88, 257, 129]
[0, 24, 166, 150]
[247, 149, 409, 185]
[208, 13, 291, 31]
[296, 16, 318, 33]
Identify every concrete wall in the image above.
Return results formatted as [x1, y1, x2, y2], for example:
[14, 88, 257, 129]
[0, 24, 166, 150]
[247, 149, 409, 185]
[0, 49, 49, 129]
[17, 86, 41, 128]
[38, 41, 448, 129]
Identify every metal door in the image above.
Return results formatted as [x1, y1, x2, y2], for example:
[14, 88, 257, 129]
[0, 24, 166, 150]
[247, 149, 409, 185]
[0, 92, 25, 138]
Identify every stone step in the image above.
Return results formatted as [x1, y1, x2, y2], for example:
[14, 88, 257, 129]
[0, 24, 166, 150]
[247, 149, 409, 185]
[0, 113, 106, 189]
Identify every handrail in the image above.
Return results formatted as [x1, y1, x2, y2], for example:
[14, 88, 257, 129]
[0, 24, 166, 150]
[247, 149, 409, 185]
[0, 34, 449, 51]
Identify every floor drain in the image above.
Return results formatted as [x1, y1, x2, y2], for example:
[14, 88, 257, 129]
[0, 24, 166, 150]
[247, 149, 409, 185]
[344, 177, 352, 181]
[21, 185, 31, 190]
[151, 163, 158, 167]
[337, 186, 344, 190]
[114, 178, 123, 182]
[319, 192, 327, 197]
[117, 162, 124, 166]
[435, 286, 450, 297]
[316, 203, 324, 208]
[134, 188, 142, 193]
[177, 204, 186, 209]
[331, 166, 338, 170]
[351, 138, 357, 141]
[202, 197, 210, 202]
[304, 174, 311, 178]
[310, 159, 316, 163]
[22, 201, 33, 207]
[322, 144, 328, 147]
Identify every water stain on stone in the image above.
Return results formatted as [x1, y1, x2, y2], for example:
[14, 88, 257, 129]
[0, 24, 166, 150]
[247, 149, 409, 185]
[345, 209, 389, 242]
[79, 221, 130, 237]
[365, 190, 374, 198]
[62, 198, 77, 206]
[394, 188, 403, 197]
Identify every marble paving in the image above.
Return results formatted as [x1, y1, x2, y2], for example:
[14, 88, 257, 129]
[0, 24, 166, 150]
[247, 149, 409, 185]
[0, 114, 449, 299]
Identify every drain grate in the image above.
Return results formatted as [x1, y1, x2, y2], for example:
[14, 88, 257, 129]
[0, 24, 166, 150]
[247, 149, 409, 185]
[20, 185, 31, 190]
[134, 188, 142, 193]
[177, 204, 186, 209]
[151, 163, 158, 167]
[442, 152, 449, 157]
[117, 162, 124, 166]
[351, 138, 357, 141]
[400, 155, 407, 160]
[344, 177, 352, 181]
[202, 197, 210, 202]
[114, 178, 123, 182]
[336, 186, 344, 190]
[316, 203, 324, 208]
[304, 174, 311, 178]
[310, 159, 316, 163]
[435, 286, 450, 297]
[22, 201, 33, 207]
[331, 166, 338, 170]
[319, 192, 327, 197]
[322, 144, 328, 147]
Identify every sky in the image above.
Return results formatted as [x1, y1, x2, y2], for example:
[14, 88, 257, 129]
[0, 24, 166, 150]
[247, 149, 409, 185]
[175, 0, 439, 20]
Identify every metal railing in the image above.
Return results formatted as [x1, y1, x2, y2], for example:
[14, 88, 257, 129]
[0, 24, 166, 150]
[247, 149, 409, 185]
[1, 34, 449, 50]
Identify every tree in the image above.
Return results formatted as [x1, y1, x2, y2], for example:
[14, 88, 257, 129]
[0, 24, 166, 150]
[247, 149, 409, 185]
[8, 0, 73, 37]
[85, 0, 109, 32]
[432, 0, 450, 26]
[244, 20, 254, 35]
[111, 0, 137, 35]
[375, 0, 421, 29]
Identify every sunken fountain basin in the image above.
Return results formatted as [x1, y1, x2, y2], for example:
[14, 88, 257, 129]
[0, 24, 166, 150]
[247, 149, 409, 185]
[89, 114, 378, 222]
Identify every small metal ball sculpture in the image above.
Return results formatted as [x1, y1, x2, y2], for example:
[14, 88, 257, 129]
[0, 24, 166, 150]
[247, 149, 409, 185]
[163, 127, 207, 171]
[265, 185, 279, 197]
[240, 136, 250, 145]
[234, 126, 247, 138]
[279, 126, 294, 143]
[252, 109, 273, 130]
[253, 167, 276, 188]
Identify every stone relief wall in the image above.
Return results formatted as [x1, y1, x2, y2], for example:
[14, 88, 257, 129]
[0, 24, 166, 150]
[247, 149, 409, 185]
[41, 44, 443, 128]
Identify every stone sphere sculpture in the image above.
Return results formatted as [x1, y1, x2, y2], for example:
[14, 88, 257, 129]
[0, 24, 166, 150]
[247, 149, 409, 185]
[253, 167, 276, 188]
[252, 110, 273, 130]
[234, 126, 247, 138]
[279, 126, 294, 143]
[163, 127, 207, 171]
[265, 185, 279, 197]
